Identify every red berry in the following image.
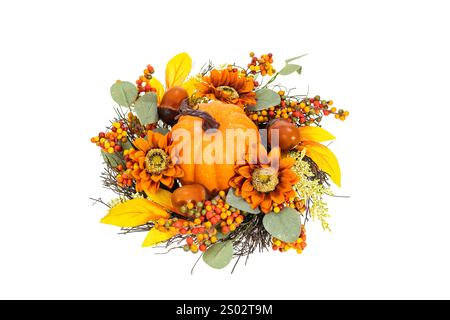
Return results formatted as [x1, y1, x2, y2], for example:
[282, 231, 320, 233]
[99, 132, 105, 138]
[180, 228, 187, 235]
[136, 79, 142, 85]
[199, 244, 207, 252]
[221, 226, 230, 234]
[192, 228, 199, 234]
[206, 211, 214, 220]
[173, 221, 182, 228]
[145, 85, 151, 91]
[114, 145, 122, 152]
[210, 217, 219, 225]
[186, 237, 194, 245]
[323, 110, 330, 116]
[198, 227, 205, 233]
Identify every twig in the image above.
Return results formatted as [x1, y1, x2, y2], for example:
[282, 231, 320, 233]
[191, 253, 204, 275]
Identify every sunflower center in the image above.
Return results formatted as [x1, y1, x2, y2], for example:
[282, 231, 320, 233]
[145, 148, 169, 174]
[251, 167, 279, 193]
[217, 86, 239, 100]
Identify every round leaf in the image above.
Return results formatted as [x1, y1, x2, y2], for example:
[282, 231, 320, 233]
[263, 207, 301, 242]
[134, 92, 158, 125]
[246, 89, 281, 111]
[279, 64, 302, 76]
[110, 81, 138, 107]
[203, 241, 233, 269]
[226, 188, 260, 214]
[153, 127, 170, 135]
[101, 150, 123, 168]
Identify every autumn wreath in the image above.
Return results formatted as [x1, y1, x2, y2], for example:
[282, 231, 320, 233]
[91, 52, 349, 271]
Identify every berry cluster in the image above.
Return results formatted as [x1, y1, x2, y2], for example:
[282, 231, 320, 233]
[178, 192, 245, 253]
[248, 52, 275, 76]
[272, 197, 305, 213]
[247, 92, 349, 126]
[115, 161, 133, 187]
[90, 122, 128, 154]
[272, 226, 307, 254]
[136, 64, 157, 94]
[126, 112, 156, 138]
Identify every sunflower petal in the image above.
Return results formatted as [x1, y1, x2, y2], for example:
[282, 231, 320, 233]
[165, 52, 192, 88]
[160, 175, 173, 187]
[133, 138, 150, 152]
[260, 194, 273, 213]
[238, 166, 252, 178]
[100, 199, 169, 227]
[298, 126, 335, 142]
[242, 178, 254, 192]
[300, 141, 341, 187]
[270, 188, 285, 204]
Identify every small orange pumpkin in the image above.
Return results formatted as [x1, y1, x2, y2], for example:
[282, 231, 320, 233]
[171, 184, 208, 212]
[171, 101, 260, 193]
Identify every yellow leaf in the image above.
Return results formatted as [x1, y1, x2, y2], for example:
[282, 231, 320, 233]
[181, 77, 198, 96]
[145, 188, 175, 211]
[300, 141, 341, 187]
[149, 77, 165, 104]
[100, 199, 169, 227]
[165, 52, 192, 88]
[298, 126, 335, 142]
[142, 228, 177, 247]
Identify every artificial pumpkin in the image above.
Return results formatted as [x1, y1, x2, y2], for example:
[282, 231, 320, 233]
[171, 184, 208, 212]
[171, 101, 260, 193]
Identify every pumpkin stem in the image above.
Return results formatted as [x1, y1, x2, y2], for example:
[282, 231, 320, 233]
[176, 99, 220, 131]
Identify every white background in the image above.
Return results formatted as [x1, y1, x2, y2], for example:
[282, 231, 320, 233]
[1, 0, 449, 299]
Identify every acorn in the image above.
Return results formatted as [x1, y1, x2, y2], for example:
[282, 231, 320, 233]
[267, 119, 301, 151]
[171, 184, 208, 213]
[158, 86, 188, 125]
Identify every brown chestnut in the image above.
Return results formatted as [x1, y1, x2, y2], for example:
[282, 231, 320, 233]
[268, 119, 301, 151]
[171, 184, 208, 212]
[158, 86, 188, 125]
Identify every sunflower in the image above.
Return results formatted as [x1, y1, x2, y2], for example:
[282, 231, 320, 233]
[129, 131, 183, 194]
[229, 151, 299, 213]
[195, 69, 256, 107]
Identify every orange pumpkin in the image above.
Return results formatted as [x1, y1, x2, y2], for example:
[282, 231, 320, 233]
[171, 101, 260, 193]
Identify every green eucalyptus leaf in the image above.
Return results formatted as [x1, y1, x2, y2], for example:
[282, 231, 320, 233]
[263, 207, 301, 242]
[246, 88, 281, 111]
[203, 240, 233, 269]
[285, 53, 308, 64]
[101, 150, 124, 168]
[226, 188, 260, 214]
[134, 92, 158, 125]
[279, 63, 302, 76]
[296, 66, 303, 75]
[121, 140, 133, 150]
[110, 81, 138, 107]
[153, 127, 170, 135]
